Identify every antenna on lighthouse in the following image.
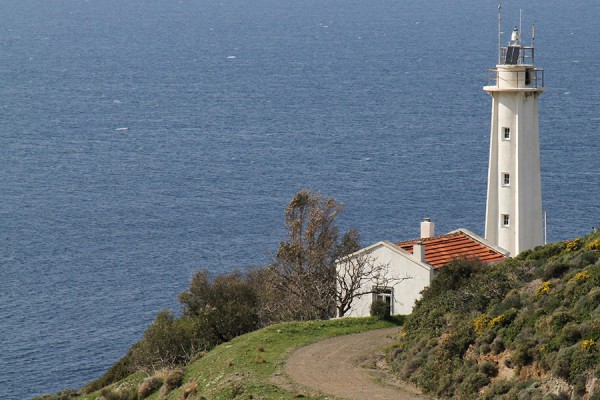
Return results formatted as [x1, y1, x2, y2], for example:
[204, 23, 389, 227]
[519, 9, 523, 44]
[497, 0, 502, 64]
[544, 211, 548, 245]
[532, 23, 536, 64]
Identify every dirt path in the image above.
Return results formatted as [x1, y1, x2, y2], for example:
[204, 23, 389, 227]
[284, 327, 427, 400]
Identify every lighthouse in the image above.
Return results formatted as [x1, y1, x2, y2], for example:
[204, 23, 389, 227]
[483, 23, 545, 257]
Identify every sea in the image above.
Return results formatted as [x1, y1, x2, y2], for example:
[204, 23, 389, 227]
[0, 0, 598, 398]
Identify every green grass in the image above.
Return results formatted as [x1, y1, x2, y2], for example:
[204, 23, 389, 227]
[74, 316, 400, 400]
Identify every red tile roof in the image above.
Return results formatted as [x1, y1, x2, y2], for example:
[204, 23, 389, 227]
[397, 231, 507, 269]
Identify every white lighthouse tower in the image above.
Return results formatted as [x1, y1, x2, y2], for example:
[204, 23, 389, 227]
[484, 20, 545, 256]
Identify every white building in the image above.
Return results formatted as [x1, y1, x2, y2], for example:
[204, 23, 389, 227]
[484, 26, 545, 256]
[337, 220, 508, 317]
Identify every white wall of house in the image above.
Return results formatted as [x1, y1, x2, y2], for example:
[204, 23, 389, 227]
[338, 241, 433, 317]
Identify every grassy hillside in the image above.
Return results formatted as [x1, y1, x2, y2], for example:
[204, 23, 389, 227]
[390, 230, 600, 399]
[42, 317, 398, 400]
[38, 229, 600, 400]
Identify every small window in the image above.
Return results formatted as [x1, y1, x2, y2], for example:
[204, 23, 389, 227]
[502, 173, 510, 186]
[503, 127, 511, 140]
[372, 287, 393, 316]
[502, 214, 510, 227]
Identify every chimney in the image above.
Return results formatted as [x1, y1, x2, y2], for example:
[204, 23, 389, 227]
[421, 218, 435, 238]
[413, 244, 426, 262]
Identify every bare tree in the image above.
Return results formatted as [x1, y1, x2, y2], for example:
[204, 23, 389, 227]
[271, 189, 411, 321]
[271, 189, 346, 320]
[336, 251, 412, 317]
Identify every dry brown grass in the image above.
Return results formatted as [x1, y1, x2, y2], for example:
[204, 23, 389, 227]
[182, 380, 198, 399]
[138, 376, 163, 399]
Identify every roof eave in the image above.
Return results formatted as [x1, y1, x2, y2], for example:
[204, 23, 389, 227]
[450, 228, 510, 257]
[336, 241, 433, 272]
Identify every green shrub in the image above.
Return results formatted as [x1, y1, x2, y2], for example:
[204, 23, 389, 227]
[491, 336, 505, 355]
[131, 310, 205, 371]
[387, 314, 407, 326]
[573, 294, 600, 322]
[479, 361, 499, 377]
[397, 358, 419, 380]
[478, 343, 491, 355]
[570, 250, 600, 269]
[492, 291, 523, 315]
[179, 269, 261, 342]
[518, 242, 565, 261]
[511, 346, 533, 367]
[425, 258, 486, 296]
[457, 372, 490, 397]
[558, 323, 583, 346]
[552, 347, 575, 380]
[543, 261, 569, 280]
[370, 299, 390, 319]
[550, 311, 574, 330]
[579, 320, 600, 343]
[568, 348, 599, 383]
[482, 379, 512, 398]
[573, 373, 587, 396]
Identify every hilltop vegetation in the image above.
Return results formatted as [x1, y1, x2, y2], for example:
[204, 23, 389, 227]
[37, 188, 600, 400]
[74, 190, 367, 389]
[37, 317, 398, 400]
[35, 189, 382, 399]
[390, 230, 600, 399]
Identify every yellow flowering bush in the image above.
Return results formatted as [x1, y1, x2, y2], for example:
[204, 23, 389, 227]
[580, 339, 596, 351]
[573, 271, 591, 282]
[488, 314, 506, 328]
[473, 314, 491, 336]
[586, 238, 600, 251]
[537, 281, 552, 296]
[566, 238, 582, 252]
[538, 344, 547, 354]
[473, 312, 513, 336]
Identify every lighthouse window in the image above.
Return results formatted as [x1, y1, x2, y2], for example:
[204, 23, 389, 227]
[502, 173, 510, 186]
[503, 127, 511, 140]
[502, 214, 510, 227]
[525, 69, 532, 85]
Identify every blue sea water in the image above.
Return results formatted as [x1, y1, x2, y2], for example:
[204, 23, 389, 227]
[0, 0, 598, 398]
